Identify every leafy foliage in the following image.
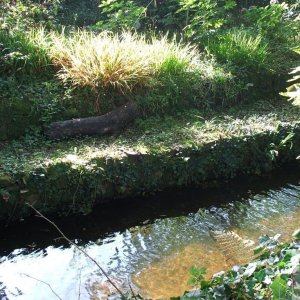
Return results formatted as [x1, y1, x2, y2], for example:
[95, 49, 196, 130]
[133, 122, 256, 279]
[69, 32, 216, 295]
[180, 231, 300, 300]
[95, 0, 145, 31]
[0, 0, 62, 30]
[281, 48, 300, 104]
[177, 0, 237, 42]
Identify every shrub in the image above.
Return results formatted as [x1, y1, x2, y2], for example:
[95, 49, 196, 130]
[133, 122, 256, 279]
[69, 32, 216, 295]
[242, 2, 298, 43]
[95, 0, 146, 31]
[176, 0, 237, 42]
[47, 30, 240, 113]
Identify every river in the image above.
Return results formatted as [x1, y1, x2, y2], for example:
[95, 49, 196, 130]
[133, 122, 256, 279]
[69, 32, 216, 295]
[0, 165, 300, 299]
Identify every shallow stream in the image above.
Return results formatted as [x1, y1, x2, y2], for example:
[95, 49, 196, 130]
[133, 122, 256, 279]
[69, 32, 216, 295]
[1, 165, 300, 299]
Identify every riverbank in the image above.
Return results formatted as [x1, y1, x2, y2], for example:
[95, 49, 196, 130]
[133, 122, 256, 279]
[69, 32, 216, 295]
[1, 99, 300, 222]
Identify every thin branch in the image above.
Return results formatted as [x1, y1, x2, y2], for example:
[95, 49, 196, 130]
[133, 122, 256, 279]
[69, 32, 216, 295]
[26, 203, 126, 299]
[21, 273, 63, 300]
[78, 267, 82, 300]
[128, 280, 138, 300]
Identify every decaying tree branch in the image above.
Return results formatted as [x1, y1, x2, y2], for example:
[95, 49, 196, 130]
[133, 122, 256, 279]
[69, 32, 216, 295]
[26, 203, 126, 299]
[45, 101, 140, 139]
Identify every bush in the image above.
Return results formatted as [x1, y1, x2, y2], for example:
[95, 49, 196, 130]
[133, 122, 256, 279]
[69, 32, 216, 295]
[204, 25, 299, 98]
[47, 30, 240, 113]
[242, 2, 298, 43]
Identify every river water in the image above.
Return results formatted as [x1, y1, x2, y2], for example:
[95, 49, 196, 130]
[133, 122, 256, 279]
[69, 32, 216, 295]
[1, 165, 300, 299]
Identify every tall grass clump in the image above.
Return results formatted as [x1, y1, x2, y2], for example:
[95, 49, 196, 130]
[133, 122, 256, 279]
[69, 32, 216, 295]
[0, 27, 51, 75]
[47, 30, 239, 113]
[206, 28, 270, 72]
[48, 30, 199, 93]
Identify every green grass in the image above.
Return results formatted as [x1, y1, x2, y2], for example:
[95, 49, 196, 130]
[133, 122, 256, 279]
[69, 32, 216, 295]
[48, 29, 238, 113]
[1, 98, 300, 220]
[0, 28, 242, 140]
[49, 30, 199, 92]
[1, 99, 299, 176]
[0, 28, 52, 74]
[205, 28, 270, 72]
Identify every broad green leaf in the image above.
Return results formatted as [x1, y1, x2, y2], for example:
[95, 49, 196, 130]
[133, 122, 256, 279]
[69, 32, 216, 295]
[270, 276, 288, 300]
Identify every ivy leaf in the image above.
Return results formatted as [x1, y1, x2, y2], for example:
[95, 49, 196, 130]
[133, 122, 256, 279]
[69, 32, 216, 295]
[254, 269, 266, 283]
[254, 246, 264, 255]
[243, 263, 257, 277]
[270, 275, 288, 300]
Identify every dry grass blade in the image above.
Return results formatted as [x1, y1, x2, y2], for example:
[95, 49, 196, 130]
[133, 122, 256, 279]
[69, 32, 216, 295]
[49, 30, 199, 93]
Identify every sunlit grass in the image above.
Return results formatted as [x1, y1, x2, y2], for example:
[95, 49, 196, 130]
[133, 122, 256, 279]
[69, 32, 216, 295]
[1, 99, 299, 173]
[48, 30, 199, 93]
[0, 27, 51, 74]
[206, 28, 270, 71]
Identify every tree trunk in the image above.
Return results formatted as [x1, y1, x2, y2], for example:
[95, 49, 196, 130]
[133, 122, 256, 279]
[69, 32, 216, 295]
[45, 101, 140, 139]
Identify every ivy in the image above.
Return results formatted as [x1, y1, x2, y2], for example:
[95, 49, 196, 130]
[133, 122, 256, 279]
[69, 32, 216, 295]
[179, 231, 300, 300]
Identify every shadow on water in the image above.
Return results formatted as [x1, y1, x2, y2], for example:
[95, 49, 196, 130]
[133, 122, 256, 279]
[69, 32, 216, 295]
[0, 163, 300, 299]
[1, 163, 300, 254]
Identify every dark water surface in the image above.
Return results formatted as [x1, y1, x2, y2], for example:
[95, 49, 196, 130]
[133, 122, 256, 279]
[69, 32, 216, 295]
[1, 165, 300, 299]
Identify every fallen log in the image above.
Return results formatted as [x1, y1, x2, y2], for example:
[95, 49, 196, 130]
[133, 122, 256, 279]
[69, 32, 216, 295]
[45, 101, 140, 139]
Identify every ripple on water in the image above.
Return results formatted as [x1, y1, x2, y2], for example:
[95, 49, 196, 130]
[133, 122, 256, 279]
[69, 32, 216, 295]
[1, 179, 300, 300]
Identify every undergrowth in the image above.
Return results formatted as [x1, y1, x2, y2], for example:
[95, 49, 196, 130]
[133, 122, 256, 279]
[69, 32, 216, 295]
[49, 30, 199, 93]
[0, 0, 299, 140]
[182, 231, 300, 300]
[205, 28, 270, 72]
[0, 28, 241, 140]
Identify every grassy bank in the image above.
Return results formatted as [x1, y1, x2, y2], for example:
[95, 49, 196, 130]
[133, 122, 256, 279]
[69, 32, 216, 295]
[0, 29, 239, 140]
[1, 100, 300, 221]
[0, 1, 299, 221]
[1, 1, 299, 140]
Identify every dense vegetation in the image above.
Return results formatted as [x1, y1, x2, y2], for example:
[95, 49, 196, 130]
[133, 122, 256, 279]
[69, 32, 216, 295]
[0, 0, 299, 231]
[0, 0, 299, 139]
[0, 1, 300, 299]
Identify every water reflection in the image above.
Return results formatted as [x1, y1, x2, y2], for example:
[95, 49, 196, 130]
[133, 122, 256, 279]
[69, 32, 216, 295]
[131, 207, 300, 299]
[0, 173, 300, 299]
